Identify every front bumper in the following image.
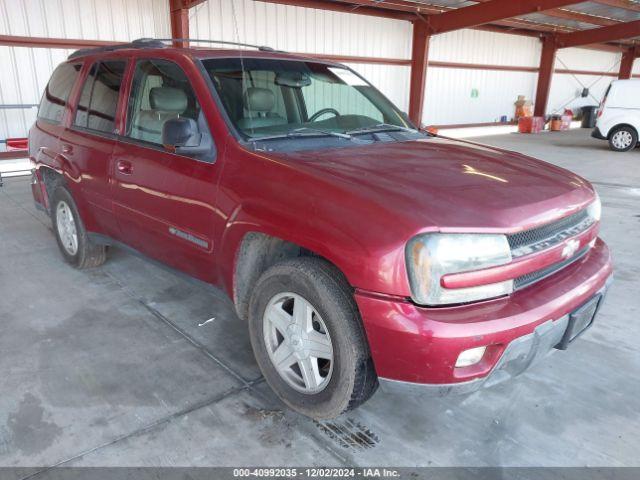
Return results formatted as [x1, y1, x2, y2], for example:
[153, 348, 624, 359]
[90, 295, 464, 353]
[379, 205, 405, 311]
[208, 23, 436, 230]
[379, 278, 611, 396]
[591, 127, 607, 140]
[355, 238, 612, 395]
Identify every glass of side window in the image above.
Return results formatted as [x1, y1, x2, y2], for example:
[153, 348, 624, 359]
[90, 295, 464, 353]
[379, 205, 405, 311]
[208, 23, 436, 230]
[37, 63, 82, 124]
[74, 60, 127, 134]
[125, 59, 215, 162]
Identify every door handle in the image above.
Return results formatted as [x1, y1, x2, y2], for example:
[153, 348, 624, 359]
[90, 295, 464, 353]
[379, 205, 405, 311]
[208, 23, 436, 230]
[61, 143, 72, 154]
[117, 160, 133, 175]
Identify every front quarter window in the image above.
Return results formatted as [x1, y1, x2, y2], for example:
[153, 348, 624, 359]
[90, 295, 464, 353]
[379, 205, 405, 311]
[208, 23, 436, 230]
[124, 58, 215, 162]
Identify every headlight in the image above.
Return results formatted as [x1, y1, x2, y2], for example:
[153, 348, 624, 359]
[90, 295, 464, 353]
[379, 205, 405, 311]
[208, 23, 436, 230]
[406, 233, 513, 306]
[587, 192, 601, 222]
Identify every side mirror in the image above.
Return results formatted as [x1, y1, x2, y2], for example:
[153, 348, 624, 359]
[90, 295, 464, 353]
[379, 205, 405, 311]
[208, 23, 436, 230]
[162, 117, 209, 156]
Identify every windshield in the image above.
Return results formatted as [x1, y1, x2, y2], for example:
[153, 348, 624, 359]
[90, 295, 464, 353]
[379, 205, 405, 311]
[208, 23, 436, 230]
[201, 57, 414, 141]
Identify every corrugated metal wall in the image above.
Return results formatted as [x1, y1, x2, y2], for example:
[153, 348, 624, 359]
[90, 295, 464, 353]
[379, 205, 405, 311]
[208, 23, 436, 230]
[191, 2, 625, 126]
[0, 0, 170, 141]
[0, 0, 635, 140]
[425, 29, 540, 125]
[548, 48, 622, 114]
[189, 0, 412, 111]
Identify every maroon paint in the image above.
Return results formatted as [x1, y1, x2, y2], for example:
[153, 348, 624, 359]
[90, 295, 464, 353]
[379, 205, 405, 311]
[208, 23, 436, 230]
[409, 21, 430, 126]
[30, 47, 612, 386]
[534, 36, 557, 117]
[619, 47, 639, 80]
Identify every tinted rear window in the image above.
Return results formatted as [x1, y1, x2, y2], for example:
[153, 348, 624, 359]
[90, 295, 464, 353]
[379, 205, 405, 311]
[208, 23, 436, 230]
[38, 63, 82, 124]
[74, 60, 127, 134]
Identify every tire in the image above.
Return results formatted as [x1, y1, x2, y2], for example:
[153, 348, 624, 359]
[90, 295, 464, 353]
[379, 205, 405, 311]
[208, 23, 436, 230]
[50, 185, 107, 269]
[608, 125, 638, 152]
[248, 257, 378, 419]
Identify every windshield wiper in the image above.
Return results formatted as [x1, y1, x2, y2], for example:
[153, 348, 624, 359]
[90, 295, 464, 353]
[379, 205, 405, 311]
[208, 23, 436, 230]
[345, 123, 417, 135]
[250, 127, 352, 142]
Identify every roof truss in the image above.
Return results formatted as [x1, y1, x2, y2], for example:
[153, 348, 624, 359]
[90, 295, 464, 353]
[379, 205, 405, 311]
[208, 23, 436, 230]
[261, 1, 640, 48]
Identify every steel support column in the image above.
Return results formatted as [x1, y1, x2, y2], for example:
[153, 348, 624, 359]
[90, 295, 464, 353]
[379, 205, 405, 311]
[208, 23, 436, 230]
[619, 48, 637, 80]
[170, 2, 189, 46]
[408, 21, 430, 127]
[169, 0, 205, 46]
[534, 36, 557, 117]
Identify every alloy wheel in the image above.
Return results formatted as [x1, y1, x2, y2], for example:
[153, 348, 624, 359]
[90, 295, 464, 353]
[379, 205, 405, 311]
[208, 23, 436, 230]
[56, 201, 78, 256]
[612, 130, 633, 150]
[263, 292, 334, 394]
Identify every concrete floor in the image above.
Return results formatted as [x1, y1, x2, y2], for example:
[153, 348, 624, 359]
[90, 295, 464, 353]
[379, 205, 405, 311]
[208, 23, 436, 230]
[0, 128, 639, 470]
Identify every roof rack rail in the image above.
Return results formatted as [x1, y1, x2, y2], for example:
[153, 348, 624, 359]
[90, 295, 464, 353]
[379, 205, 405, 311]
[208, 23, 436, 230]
[151, 38, 283, 52]
[68, 37, 282, 60]
[68, 38, 166, 59]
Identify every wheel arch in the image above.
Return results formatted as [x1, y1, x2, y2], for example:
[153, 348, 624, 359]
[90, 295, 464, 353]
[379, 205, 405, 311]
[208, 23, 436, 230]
[607, 123, 639, 139]
[39, 165, 98, 232]
[231, 230, 352, 322]
[38, 166, 65, 212]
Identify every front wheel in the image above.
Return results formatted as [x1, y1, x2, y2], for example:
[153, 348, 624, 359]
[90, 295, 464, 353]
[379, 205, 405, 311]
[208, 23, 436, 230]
[608, 125, 638, 152]
[248, 257, 378, 419]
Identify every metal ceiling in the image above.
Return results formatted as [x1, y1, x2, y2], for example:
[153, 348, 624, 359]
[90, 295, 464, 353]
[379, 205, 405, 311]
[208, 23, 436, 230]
[517, 12, 599, 30]
[569, 1, 640, 21]
[340, 0, 640, 46]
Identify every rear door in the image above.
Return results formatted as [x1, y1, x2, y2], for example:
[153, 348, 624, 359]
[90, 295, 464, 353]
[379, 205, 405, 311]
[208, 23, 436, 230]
[59, 59, 128, 236]
[31, 62, 83, 206]
[111, 57, 220, 281]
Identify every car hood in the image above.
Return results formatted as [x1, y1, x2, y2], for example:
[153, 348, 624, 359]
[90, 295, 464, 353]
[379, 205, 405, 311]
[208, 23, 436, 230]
[274, 136, 595, 232]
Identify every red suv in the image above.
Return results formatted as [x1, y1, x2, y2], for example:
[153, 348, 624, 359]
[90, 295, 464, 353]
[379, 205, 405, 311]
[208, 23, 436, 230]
[30, 39, 612, 419]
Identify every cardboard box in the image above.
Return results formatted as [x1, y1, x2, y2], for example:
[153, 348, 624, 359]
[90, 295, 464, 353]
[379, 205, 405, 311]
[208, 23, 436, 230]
[518, 116, 544, 133]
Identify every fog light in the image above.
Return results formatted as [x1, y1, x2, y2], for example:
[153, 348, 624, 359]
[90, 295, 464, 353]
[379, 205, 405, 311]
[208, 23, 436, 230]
[456, 346, 487, 367]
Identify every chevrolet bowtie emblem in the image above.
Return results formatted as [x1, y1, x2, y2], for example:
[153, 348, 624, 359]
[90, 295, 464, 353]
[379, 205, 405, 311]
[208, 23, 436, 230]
[561, 238, 580, 259]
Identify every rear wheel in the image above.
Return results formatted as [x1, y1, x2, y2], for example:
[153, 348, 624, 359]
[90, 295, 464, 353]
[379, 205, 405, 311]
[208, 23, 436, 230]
[248, 257, 378, 419]
[50, 185, 107, 268]
[608, 125, 638, 152]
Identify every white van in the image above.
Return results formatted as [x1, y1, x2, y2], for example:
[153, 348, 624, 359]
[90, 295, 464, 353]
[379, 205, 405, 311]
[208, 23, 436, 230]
[592, 79, 640, 152]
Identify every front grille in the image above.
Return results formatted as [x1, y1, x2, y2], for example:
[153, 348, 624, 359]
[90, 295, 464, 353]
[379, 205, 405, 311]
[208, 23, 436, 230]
[507, 208, 593, 258]
[514, 246, 589, 291]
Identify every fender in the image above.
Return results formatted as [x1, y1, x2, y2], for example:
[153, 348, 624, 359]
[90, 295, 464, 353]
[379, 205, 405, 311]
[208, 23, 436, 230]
[34, 146, 98, 230]
[214, 141, 415, 302]
[217, 199, 374, 300]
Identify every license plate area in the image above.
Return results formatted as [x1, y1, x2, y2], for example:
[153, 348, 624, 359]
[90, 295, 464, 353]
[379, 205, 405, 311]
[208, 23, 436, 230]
[556, 294, 602, 350]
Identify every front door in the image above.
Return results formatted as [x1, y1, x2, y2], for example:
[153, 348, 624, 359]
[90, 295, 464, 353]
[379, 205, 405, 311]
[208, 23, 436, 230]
[111, 57, 220, 282]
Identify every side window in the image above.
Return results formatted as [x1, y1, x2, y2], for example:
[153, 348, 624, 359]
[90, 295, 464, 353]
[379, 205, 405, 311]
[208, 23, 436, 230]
[126, 59, 211, 149]
[74, 63, 97, 128]
[74, 60, 126, 134]
[38, 63, 82, 124]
